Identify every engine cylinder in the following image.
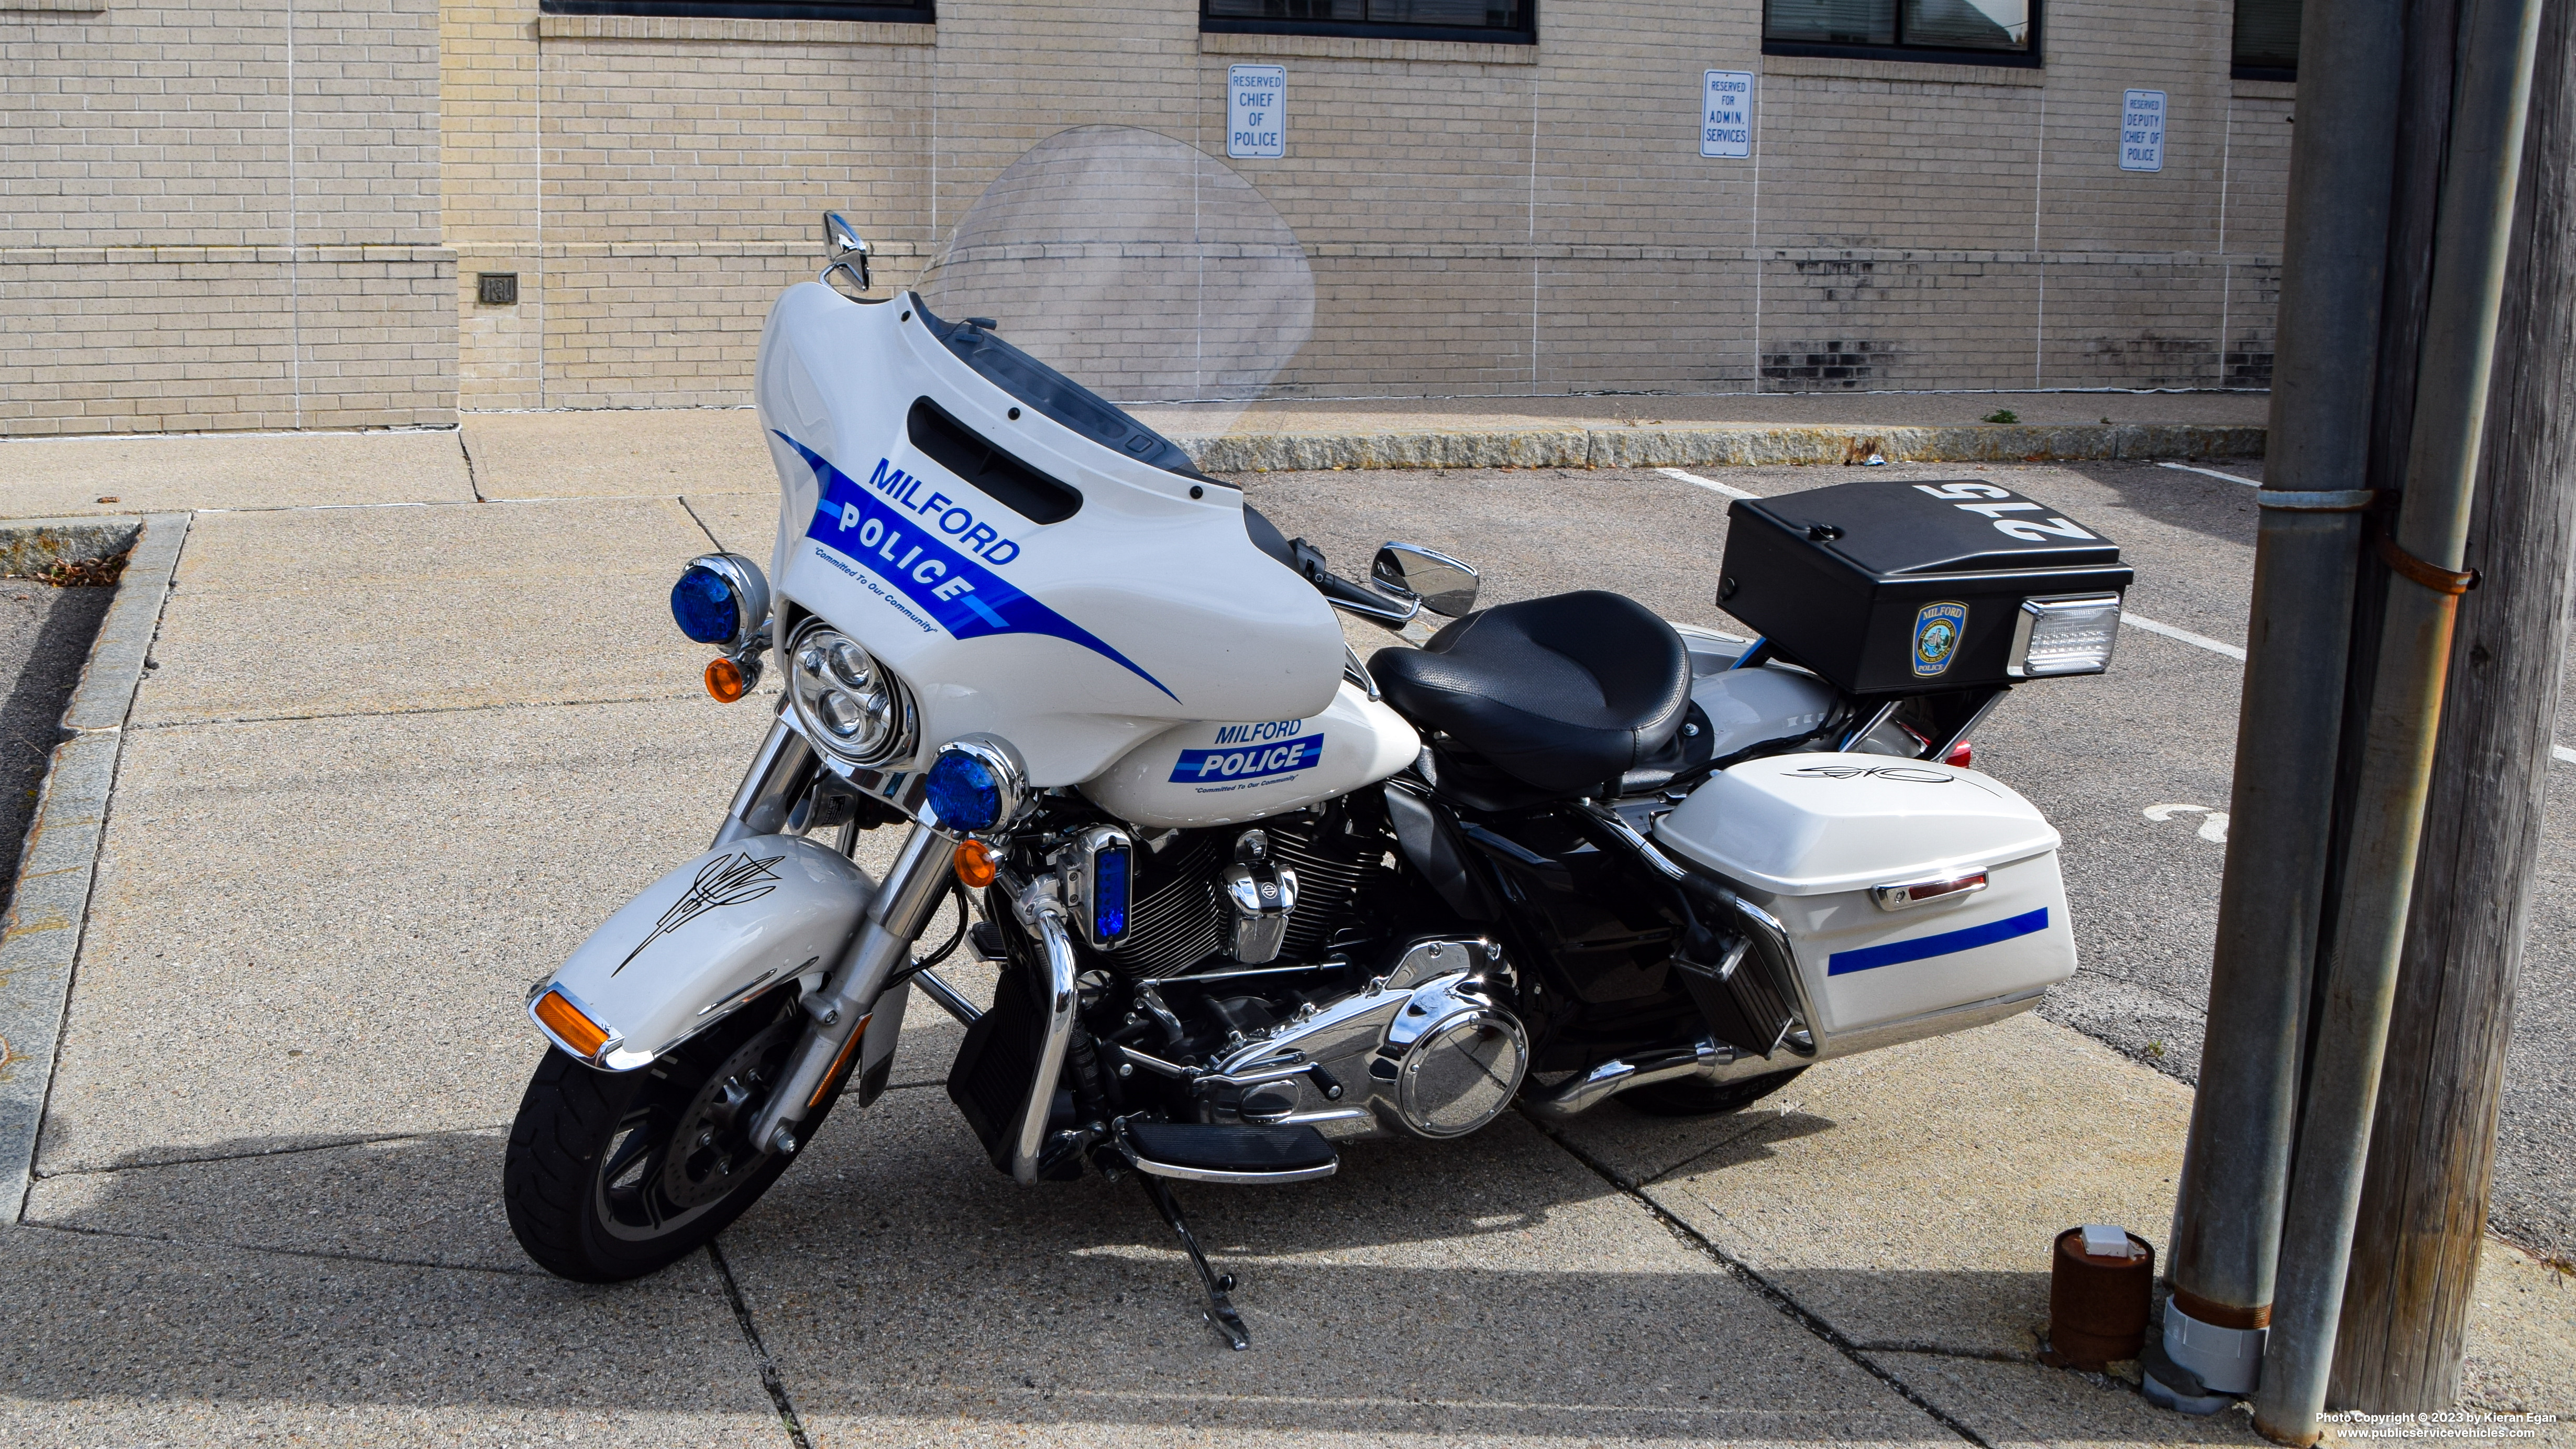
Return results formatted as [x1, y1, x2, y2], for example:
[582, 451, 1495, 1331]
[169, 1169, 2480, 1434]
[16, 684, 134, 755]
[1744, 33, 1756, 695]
[1100, 818, 1390, 978]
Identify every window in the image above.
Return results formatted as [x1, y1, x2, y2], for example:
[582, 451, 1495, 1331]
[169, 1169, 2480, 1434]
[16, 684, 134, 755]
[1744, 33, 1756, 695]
[2231, 0, 2298, 79]
[1762, 0, 2038, 67]
[537, 0, 932, 20]
[1201, 1, 1536, 46]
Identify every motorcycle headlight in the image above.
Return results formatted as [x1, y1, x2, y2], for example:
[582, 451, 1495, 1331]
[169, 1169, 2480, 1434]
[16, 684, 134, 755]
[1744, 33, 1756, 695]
[786, 620, 918, 766]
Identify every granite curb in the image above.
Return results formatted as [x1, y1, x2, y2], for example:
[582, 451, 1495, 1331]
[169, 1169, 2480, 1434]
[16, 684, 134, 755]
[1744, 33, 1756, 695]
[0, 511, 188, 1219]
[0, 519, 147, 577]
[1185, 421, 2266, 472]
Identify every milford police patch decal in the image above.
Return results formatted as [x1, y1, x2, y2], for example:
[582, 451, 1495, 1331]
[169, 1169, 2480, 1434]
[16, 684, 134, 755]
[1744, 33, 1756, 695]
[1912, 601, 1967, 678]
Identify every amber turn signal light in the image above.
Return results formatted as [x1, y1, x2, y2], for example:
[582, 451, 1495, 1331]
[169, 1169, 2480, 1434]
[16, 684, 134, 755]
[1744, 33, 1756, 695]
[533, 989, 611, 1060]
[705, 655, 750, 703]
[954, 838, 998, 890]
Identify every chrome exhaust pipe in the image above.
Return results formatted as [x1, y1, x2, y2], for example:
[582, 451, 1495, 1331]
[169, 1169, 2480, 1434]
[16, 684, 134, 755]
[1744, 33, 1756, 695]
[1526, 1035, 1739, 1120]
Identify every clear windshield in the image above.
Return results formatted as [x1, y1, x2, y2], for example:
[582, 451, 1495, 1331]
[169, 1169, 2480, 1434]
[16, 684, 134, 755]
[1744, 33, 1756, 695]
[918, 125, 1313, 437]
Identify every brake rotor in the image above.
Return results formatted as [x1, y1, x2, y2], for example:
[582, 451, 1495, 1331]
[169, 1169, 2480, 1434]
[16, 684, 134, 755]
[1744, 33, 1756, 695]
[660, 1018, 796, 1209]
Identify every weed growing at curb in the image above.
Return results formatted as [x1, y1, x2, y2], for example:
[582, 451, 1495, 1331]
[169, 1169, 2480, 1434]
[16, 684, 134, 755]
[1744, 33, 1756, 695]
[4, 553, 130, 588]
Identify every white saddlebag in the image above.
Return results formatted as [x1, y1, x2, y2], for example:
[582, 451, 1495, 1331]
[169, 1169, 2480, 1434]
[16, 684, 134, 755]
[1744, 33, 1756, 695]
[1652, 752, 2076, 1044]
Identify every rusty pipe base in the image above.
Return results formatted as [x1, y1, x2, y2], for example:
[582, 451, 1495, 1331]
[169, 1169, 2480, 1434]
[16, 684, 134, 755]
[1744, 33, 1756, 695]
[2044, 1228, 2155, 1370]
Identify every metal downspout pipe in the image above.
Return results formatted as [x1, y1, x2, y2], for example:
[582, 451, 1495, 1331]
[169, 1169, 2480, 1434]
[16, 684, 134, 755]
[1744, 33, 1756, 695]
[2254, 0, 2548, 1434]
[2161, 0, 2407, 1393]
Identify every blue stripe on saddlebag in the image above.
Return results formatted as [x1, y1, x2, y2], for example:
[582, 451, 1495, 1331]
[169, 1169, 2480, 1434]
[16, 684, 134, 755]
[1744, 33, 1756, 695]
[1826, 906, 2050, 977]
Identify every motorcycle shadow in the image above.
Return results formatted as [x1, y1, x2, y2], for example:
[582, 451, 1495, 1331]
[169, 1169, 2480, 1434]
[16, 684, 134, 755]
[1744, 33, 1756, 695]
[684, 1083, 2021, 1441]
[1540, 1094, 1844, 1190]
[18, 1122, 529, 1272]
[6, 1097, 2063, 1437]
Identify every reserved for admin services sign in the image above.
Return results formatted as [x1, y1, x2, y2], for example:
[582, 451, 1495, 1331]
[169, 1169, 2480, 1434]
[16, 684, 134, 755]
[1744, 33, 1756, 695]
[1702, 70, 1753, 158]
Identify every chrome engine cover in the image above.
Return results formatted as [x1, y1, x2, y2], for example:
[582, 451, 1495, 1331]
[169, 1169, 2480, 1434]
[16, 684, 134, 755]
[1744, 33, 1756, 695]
[1198, 937, 1527, 1141]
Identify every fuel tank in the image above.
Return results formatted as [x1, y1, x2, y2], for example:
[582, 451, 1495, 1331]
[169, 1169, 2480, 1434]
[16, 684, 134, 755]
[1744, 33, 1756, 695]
[754, 282, 1346, 786]
[1080, 680, 1422, 828]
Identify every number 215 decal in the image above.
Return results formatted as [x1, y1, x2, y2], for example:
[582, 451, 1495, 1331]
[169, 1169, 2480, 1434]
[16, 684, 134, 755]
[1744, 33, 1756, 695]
[1914, 482, 2100, 543]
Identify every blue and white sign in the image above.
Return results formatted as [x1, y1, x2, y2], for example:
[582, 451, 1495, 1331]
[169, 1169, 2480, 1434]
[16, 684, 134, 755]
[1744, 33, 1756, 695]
[2120, 89, 2167, 172]
[1171, 735, 1325, 784]
[1702, 70, 1754, 159]
[1229, 64, 1285, 159]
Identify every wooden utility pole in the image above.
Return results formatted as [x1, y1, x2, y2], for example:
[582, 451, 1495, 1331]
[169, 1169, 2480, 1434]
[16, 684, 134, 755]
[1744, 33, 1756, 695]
[2330, 0, 2576, 1409]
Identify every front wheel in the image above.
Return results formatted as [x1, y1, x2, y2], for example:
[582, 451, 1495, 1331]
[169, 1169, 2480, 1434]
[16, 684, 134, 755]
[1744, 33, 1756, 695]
[504, 990, 833, 1281]
[1618, 1066, 1806, 1117]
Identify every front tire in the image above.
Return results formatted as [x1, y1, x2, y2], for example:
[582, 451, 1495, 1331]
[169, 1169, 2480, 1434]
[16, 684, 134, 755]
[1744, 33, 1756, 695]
[504, 990, 833, 1281]
[1619, 1066, 1806, 1117]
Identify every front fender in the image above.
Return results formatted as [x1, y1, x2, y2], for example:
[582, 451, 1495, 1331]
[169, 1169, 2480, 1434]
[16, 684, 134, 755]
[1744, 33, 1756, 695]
[529, 834, 875, 1070]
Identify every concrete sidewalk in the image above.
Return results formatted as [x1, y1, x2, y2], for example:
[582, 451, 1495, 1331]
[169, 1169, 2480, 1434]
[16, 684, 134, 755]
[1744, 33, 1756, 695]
[1, 413, 2565, 1448]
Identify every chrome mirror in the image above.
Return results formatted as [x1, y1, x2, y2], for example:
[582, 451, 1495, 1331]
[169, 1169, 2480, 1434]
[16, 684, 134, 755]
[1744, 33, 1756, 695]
[820, 211, 871, 292]
[1371, 543, 1481, 618]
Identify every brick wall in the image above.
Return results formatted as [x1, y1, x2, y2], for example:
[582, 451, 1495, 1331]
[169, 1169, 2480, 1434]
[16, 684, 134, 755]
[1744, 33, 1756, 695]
[0, 0, 2285, 433]
[442, 0, 2283, 413]
[0, 1, 455, 435]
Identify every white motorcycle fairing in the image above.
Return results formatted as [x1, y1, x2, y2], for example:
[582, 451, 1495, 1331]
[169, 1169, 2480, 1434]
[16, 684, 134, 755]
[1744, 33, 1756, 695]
[529, 833, 875, 1071]
[755, 282, 1346, 787]
[1082, 679, 1422, 829]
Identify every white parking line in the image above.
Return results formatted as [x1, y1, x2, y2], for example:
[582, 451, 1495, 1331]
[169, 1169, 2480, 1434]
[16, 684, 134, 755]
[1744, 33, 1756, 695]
[2123, 618, 2576, 766]
[1658, 467, 1760, 499]
[2121, 613, 2248, 661]
[2159, 461, 2261, 487]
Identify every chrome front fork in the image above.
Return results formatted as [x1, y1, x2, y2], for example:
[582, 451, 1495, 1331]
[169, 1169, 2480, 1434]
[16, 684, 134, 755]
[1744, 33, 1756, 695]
[717, 716, 964, 1153]
[745, 817, 960, 1152]
[717, 717, 1075, 1182]
[714, 712, 818, 850]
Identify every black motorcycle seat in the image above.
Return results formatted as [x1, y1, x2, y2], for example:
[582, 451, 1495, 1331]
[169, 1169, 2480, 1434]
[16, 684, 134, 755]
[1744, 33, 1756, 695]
[1373, 590, 1694, 796]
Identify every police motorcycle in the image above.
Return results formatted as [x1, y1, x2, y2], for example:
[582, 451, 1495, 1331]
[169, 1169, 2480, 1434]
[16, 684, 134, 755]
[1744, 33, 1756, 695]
[503, 127, 2134, 1348]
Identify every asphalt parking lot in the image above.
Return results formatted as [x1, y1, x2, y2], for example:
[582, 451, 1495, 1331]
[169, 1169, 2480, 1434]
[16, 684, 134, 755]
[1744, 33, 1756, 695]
[1241, 456, 2576, 1264]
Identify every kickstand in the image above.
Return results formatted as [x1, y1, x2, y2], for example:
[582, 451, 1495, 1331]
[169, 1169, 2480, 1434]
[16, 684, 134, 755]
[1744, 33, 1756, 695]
[1136, 1172, 1250, 1351]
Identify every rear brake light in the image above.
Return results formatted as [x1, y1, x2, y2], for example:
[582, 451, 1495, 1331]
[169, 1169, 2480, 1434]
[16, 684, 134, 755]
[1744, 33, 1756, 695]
[1944, 739, 1974, 769]
[1870, 871, 1989, 912]
[533, 989, 612, 1060]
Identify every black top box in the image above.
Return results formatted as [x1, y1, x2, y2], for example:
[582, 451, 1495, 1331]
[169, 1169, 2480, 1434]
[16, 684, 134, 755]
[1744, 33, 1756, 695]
[1718, 479, 2134, 697]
